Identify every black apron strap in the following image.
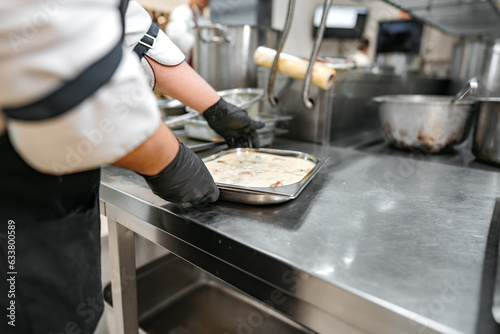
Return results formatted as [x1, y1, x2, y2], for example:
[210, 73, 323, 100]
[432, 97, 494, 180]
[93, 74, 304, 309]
[119, 0, 129, 37]
[133, 22, 159, 59]
[2, 42, 122, 121]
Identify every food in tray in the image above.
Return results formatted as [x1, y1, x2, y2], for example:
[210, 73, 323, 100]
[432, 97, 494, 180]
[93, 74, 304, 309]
[204, 152, 316, 188]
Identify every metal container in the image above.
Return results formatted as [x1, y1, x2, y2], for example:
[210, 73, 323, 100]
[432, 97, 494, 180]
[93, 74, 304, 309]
[184, 114, 290, 147]
[104, 254, 314, 334]
[192, 25, 281, 90]
[373, 95, 478, 152]
[451, 37, 488, 92]
[157, 98, 186, 116]
[185, 87, 283, 147]
[202, 148, 326, 205]
[184, 117, 225, 143]
[218, 87, 264, 118]
[328, 70, 450, 140]
[479, 39, 500, 96]
[451, 37, 500, 96]
[472, 98, 500, 165]
[186, 87, 264, 118]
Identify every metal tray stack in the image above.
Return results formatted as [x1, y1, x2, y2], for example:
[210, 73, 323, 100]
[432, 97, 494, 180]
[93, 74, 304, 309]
[382, 0, 500, 36]
[185, 114, 292, 147]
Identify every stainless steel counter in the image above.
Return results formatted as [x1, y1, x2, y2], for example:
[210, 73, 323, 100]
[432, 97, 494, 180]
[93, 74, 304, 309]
[100, 138, 500, 334]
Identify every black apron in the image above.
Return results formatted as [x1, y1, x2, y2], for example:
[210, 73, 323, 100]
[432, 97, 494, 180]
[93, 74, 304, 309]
[0, 134, 102, 333]
[0, 1, 160, 331]
[0, 2, 125, 332]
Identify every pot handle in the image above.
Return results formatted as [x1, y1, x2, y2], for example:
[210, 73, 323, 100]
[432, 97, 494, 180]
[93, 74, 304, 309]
[267, 0, 296, 107]
[452, 77, 479, 103]
[302, 0, 332, 110]
[198, 24, 231, 44]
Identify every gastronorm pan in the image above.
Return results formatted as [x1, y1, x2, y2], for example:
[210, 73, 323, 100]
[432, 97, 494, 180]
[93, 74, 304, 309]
[185, 114, 292, 147]
[157, 97, 186, 116]
[203, 148, 326, 205]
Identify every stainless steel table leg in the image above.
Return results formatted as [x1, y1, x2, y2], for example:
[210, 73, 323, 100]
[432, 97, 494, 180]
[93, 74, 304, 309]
[107, 218, 139, 334]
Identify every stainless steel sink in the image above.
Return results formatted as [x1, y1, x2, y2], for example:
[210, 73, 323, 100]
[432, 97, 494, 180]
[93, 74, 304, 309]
[104, 254, 315, 334]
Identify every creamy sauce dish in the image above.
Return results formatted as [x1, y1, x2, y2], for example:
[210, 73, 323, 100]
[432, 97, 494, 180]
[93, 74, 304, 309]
[205, 152, 316, 188]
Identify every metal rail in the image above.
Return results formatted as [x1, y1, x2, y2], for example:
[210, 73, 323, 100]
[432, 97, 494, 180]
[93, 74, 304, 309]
[267, 0, 295, 107]
[302, 0, 332, 109]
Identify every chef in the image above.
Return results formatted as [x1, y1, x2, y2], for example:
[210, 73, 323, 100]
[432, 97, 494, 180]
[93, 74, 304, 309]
[347, 37, 372, 68]
[166, 0, 211, 63]
[0, 0, 261, 333]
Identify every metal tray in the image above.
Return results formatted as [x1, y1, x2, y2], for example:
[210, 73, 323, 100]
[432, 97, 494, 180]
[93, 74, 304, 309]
[185, 114, 293, 147]
[203, 148, 327, 205]
[174, 129, 221, 152]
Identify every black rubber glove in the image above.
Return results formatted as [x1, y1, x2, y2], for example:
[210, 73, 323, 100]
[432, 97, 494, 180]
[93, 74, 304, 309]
[203, 98, 265, 148]
[141, 142, 219, 205]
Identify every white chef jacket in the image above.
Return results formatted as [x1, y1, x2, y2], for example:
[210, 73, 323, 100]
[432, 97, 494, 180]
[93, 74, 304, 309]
[166, 4, 211, 58]
[0, 0, 185, 175]
[347, 50, 372, 68]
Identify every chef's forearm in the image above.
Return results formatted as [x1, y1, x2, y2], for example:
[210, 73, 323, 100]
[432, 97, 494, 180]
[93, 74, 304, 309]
[146, 57, 220, 113]
[112, 123, 179, 176]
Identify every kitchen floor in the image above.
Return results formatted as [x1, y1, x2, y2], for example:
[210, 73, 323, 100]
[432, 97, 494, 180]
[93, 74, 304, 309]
[95, 215, 169, 334]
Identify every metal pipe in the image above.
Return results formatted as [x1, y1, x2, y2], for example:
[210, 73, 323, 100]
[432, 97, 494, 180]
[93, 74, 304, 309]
[302, 0, 332, 109]
[490, 0, 500, 18]
[267, 0, 295, 107]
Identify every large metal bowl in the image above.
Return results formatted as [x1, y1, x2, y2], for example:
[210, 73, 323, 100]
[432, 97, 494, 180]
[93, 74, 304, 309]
[373, 95, 478, 152]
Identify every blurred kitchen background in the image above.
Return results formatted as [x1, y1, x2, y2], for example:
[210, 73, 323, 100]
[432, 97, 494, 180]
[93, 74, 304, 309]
[136, 0, 500, 148]
[140, 0, 456, 77]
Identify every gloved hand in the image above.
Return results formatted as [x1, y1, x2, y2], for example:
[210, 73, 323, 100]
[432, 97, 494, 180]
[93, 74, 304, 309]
[203, 98, 265, 148]
[141, 142, 219, 205]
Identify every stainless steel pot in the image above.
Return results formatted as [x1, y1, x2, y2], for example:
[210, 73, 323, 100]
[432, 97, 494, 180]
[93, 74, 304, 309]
[472, 97, 500, 165]
[451, 37, 487, 90]
[192, 25, 281, 90]
[373, 95, 478, 152]
[451, 37, 500, 96]
[479, 39, 500, 96]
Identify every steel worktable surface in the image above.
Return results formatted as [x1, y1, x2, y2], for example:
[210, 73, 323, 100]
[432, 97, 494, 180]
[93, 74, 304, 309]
[99, 139, 500, 334]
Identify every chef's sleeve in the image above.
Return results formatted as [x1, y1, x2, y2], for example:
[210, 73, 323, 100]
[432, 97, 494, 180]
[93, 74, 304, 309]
[0, 0, 162, 175]
[124, 0, 186, 88]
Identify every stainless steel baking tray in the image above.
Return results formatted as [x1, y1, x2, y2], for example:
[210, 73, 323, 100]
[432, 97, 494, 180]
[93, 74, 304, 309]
[185, 114, 293, 147]
[173, 129, 221, 152]
[203, 148, 327, 205]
